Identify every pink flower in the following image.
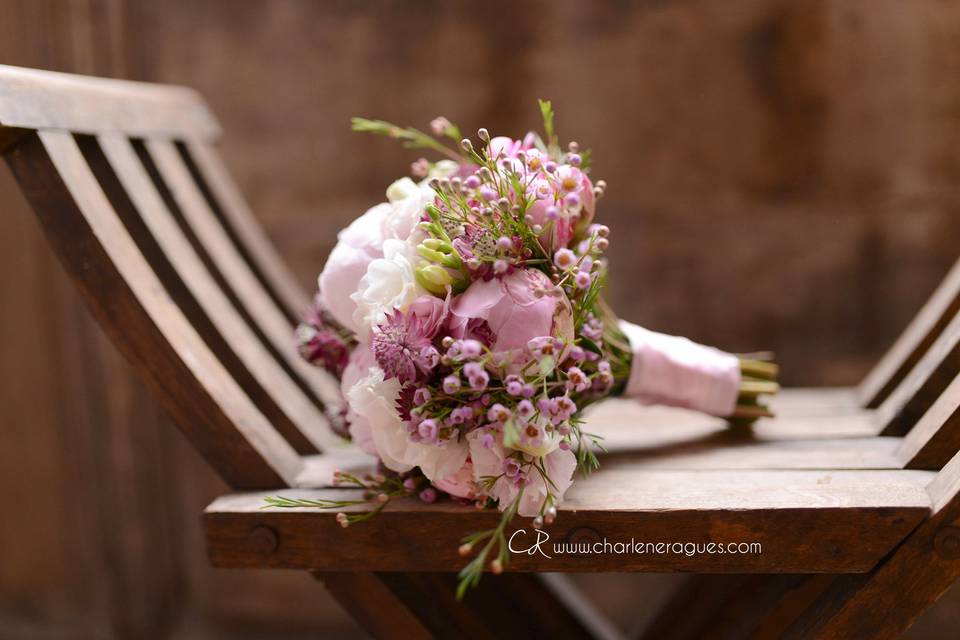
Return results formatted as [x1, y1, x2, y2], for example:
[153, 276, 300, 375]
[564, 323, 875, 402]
[370, 295, 448, 383]
[467, 430, 577, 517]
[318, 203, 390, 331]
[340, 347, 380, 456]
[434, 460, 478, 499]
[449, 269, 574, 370]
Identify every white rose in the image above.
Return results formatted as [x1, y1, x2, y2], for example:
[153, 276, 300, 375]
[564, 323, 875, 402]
[467, 430, 577, 517]
[318, 203, 390, 332]
[351, 238, 426, 343]
[348, 366, 468, 481]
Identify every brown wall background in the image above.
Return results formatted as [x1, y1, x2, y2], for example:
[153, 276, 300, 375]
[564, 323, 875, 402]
[2, 0, 960, 637]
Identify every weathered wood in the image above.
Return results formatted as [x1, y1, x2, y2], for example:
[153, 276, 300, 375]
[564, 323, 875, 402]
[780, 453, 960, 639]
[0, 64, 220, 138]
[205, 469, 931, 574]
[145, 139, 339, 408]
[768, 387, 861, 417]
[314, 572, 433, 640]
[183, 141, 310, 322]
[93, 132, 338, 451]
[317, 572, 607, 640]
[897, 373, 960, 469]
[859, 257, 960, 409]
[5, 130, 301, 489]
[877, 308, 960, 436]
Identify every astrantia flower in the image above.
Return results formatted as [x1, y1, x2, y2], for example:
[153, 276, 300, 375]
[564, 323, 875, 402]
[372, 310, 439, 384]
[295, 323, 350, 378]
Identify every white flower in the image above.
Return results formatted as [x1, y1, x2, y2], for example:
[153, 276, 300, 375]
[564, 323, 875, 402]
[348, 366, 468, 481]
[383, 177, 431, 242]
[351, 239, 426, 343]
[318, 203, 390, 332]
[467, 429, 577, 517]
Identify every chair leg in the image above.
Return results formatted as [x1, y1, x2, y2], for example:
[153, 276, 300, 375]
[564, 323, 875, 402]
[316, 571, 609, 639]
[638, 574, 834, 640]
[781, 513, 960, 639]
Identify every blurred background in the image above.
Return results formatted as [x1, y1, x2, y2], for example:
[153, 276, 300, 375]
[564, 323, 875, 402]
[2, 0, 960, 637]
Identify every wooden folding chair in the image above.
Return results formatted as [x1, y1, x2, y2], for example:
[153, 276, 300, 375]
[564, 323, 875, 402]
[4, 64, 960, 639]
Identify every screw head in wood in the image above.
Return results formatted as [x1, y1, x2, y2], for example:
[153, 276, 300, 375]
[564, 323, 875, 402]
[934, 527, 960, 560]
[565, 526, 602, 546]
[248, 524, 279, 555]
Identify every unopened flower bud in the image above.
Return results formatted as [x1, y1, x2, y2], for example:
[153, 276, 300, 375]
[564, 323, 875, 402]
[568, 141, 580, 152]
[459, 543, 473, 557]
[460, 138, 474, 153]
[490, 559, 503, 574]
[477, 127, 490, 142]
[533, 515, 544, 529]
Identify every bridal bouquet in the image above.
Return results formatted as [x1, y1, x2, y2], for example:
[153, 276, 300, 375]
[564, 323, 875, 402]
[276, 102, 778, 596]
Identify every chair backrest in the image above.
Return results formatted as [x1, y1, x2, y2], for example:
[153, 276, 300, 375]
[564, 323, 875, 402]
[858, 258, 960, 408]
[0, 65, 337, 490]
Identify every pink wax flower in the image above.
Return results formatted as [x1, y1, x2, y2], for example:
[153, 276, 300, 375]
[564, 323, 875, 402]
[449, 268, 574, 371]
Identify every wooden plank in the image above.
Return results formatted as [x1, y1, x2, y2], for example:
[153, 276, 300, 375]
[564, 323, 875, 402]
[768, 387, 860, 417]
[5, 130, 300, 488]
[145, 139, 340, 407]
[584, 399, 879, 449]
[183, 141, 310, 322]
[877, 307, 960, 436]
[858, 257, 960, 408]
[897, 372, 960, 469]
[95, 133, 339, 452]
[293, 437, 906, 491]
[0, 64, 221, 138]
[204, 469, 932, 574]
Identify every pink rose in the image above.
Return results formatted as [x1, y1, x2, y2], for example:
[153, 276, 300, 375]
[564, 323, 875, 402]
[449, 269, 574, 369]
[318, 203, 390, 332]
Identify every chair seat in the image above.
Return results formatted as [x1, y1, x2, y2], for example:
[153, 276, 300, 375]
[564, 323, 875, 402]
[769, 386, 862, 417]
[205, 401, 932, 576]
[204, 467, 931, 574]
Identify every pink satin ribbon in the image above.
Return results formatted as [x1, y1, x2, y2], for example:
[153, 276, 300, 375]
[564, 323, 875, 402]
[618, 320, 741, 417]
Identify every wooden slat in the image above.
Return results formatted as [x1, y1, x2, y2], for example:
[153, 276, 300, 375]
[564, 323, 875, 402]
[144, 139, 339, 407]
[205, 469, 932, 574]
[5, 130, 300, 489]
[584, 399, 878, 446]
[897, 372, 960, 469]
[858, 257, 960, 408]
[877, 307, 960, 436]
[0, 64, 220, 138]
[94, 133, 340, 452]
[183, 141, 310, 321]
[292, 437, 904, 490]
[768, 387, 860, 417]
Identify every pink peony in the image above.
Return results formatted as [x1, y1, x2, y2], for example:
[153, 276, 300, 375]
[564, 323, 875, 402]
[318, 203, 390, 332]
[449, 269, 574, 370]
